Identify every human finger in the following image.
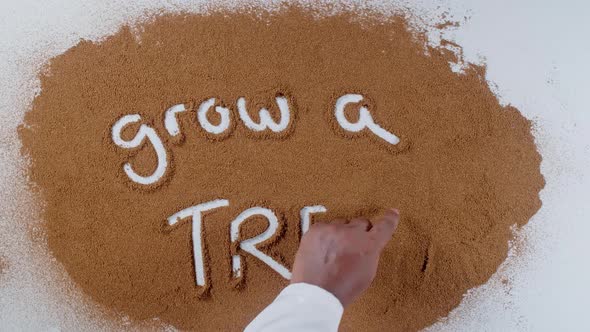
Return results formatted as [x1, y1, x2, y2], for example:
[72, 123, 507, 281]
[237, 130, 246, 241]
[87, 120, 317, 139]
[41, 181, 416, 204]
[331, 218, 349, 225]
[370, 209, 400, 249]
[349, 217, 370, 230]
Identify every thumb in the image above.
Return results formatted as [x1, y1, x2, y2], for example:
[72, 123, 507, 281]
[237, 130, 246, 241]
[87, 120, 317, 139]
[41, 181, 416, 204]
[371, 209, 400, 249]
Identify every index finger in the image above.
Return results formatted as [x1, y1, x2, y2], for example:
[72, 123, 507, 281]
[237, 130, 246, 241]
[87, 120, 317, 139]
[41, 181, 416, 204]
[370, 209, 400, 249]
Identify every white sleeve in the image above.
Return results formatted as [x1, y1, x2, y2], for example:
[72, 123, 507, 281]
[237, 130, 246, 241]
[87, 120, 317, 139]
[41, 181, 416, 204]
[244, 283, 344, 332]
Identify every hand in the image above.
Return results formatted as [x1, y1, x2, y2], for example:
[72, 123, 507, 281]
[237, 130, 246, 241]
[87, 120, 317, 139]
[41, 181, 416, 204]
[291, 209, 400, 307]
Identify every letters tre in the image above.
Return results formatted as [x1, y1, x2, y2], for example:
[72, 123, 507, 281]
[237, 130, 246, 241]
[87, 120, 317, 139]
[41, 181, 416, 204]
[167, 200, 327, 289]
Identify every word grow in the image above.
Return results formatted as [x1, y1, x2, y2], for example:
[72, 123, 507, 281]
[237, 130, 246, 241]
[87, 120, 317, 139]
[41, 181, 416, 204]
[111, 93, 400, 185]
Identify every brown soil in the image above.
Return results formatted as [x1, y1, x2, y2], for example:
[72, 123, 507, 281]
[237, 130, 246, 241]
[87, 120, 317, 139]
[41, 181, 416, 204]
[19, 5, 544, 331]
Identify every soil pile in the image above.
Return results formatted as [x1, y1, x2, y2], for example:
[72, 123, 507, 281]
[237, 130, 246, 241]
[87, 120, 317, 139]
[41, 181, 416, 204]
[19, 6, 544, 331]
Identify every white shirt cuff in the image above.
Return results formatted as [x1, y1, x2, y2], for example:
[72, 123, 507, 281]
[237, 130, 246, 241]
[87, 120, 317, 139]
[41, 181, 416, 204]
[244, 283, 344, 332]
[278, 282, 344, 316]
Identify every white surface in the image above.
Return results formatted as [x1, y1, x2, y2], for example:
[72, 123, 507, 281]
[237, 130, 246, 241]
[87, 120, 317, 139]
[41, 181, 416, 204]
[111, 114, 169, 185]
[197, 98, 232, 134]
[164, 103, 187, 136]
[334, 93, 401, 145]
[231, 206, 292, 280]
[0, 0, 589, 331]
[237, 96, 291, 132]
[167, 199, 230, 287]
[300, 205, 327, 235]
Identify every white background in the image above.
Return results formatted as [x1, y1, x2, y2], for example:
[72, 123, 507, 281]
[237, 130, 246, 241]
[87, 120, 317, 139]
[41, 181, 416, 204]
[0, 0, 588, 331]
